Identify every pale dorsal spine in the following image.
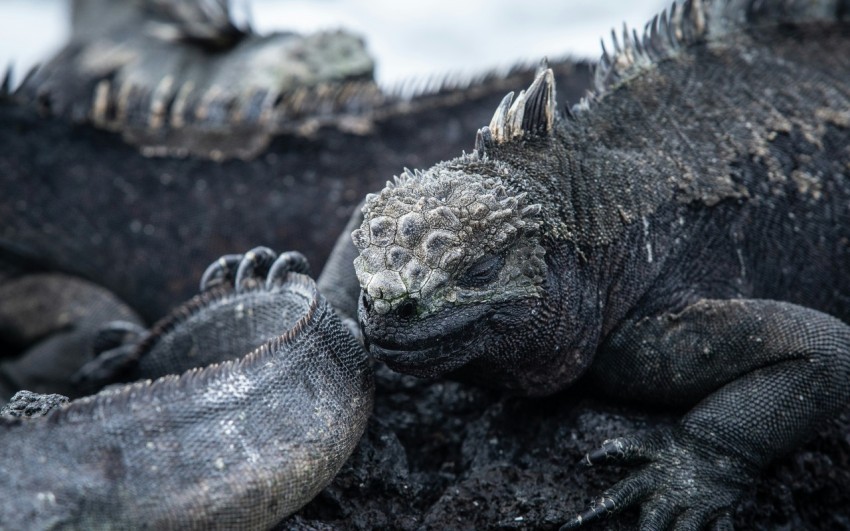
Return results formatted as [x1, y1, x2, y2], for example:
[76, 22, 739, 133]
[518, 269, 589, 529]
[482, 67, 556, 146]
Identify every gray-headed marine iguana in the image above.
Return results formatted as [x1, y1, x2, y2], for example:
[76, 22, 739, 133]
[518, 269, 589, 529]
[346, 0, 850, 527]
[0, 249, 373, 529]
[0, 0, 593, 400]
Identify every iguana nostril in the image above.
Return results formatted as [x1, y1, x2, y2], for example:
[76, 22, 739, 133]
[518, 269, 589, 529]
[397, 299, 417, 319]
[361, 293, 373, 312]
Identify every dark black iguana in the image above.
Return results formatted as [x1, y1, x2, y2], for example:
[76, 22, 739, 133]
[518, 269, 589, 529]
[0, 0, 593, 400]
[0, 250, 373, 529]
[344, 0, 850, 527]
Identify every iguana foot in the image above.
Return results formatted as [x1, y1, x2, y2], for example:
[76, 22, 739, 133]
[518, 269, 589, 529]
[562, 427, 748, 530]
[90, 320, 147, 355]
[0, 274, 143, 400]
[76, 249, 313, 387]
[199, 247, 310, 292]
[71, 320, 147, 391]
[0, 390, 69, 418]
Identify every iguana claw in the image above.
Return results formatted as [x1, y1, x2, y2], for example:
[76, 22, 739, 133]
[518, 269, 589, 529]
[234, 246, 277, 290]
[199, 253, 242, 292]
[200, 247, 312, 293]
[563, 428, 751, 530]
[267, 251, 311, 288]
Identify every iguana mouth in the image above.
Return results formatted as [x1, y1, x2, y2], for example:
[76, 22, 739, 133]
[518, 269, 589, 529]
[363, 313, 487, 377]
[368, 338, 477, 378]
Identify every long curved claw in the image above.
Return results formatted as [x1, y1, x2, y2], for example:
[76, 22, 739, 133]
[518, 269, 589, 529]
[234, 246, 277, 292]
[560, 497, 615, 530]
[563, 427, 752, 530]
[560, 471, 654, 530]
[199, 253, 243, 292]
[266, 251, 311, 289]
[584, 431, 666, 465]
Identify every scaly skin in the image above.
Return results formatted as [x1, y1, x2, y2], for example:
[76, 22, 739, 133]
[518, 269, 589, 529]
[0, 253, 373, 529]
[0, 0, 593, 400]
[352, 0, 850, 527]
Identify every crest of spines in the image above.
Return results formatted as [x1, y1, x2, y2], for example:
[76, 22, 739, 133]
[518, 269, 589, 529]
[83, 77, 385, 133]
[475, 66, 557, 152]
[475, 0, 773, 128]
[1, 65, 11, 97]
[587, 0, 840, 104]
[592, 0, 709, 97]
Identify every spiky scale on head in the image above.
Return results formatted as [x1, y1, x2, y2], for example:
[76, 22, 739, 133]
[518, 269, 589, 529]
[483, 66, 557, 145]
[352, 161, 546, 316]
[352, 66, 560, 318]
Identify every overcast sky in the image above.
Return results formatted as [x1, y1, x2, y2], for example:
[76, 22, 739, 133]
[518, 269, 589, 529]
[0, 0, 665, 88]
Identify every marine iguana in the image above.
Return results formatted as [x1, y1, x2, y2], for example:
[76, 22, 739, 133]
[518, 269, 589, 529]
[349, 0, 850, 527]
[20, 0, 377, 160]
[0, 250, 373, 529]
[0, 0, 593, 400]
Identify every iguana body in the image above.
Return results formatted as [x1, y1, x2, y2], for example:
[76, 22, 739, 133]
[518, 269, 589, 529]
[0, 0, 592, 399]
[350, 0, 850, 526]
[0, 254, 373, 529]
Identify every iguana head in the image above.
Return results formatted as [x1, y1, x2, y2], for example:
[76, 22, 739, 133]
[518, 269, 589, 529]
[353, 69, 594, 394]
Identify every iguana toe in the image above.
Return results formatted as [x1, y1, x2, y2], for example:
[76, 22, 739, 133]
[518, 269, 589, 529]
[584, 432, 666, 465]
[560, 473, 652, 530]
[234, 245, 277, 291]
[200, 246, 291, 292]
[267, 250, 312, 287]
[199, 253, 242, 292]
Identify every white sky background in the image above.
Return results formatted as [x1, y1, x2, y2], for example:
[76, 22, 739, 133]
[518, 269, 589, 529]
[0, 0, 666, 88]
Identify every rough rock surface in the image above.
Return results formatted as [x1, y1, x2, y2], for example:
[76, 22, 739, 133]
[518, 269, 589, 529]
[290, 365, 850, 529]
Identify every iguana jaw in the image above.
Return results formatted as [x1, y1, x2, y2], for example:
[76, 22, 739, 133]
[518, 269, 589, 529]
[368, 340, 477, 378]
[360, 296, 496, 378]
[359, 283, 549, 380]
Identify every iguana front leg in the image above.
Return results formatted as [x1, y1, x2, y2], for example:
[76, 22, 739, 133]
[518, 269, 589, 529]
[0, 274, 142, 401]
[565, 299, 850, 530]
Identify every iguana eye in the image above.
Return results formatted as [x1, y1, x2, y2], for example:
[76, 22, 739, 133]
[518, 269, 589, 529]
[457, 254, 505, 288]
